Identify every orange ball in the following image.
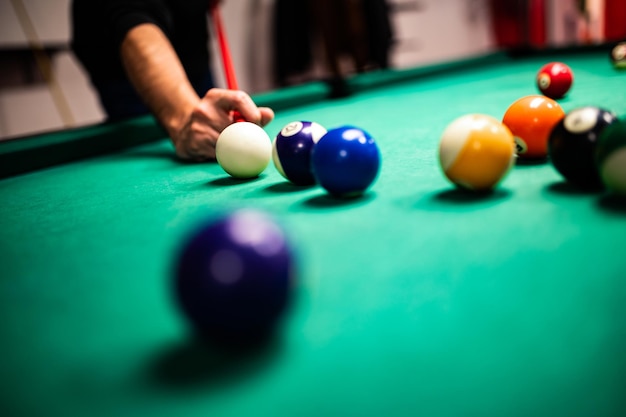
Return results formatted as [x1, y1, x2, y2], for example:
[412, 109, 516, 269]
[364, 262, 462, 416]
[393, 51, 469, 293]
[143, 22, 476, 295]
[502, 95, 565, 159]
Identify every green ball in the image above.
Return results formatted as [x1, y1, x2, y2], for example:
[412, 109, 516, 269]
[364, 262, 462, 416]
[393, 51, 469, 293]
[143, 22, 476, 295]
[596, 119, 626, 196]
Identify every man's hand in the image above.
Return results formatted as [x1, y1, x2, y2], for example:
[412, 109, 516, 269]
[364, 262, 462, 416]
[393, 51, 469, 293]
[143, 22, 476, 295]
[120, 24, 273, 162]
[172, 88, 274, 161]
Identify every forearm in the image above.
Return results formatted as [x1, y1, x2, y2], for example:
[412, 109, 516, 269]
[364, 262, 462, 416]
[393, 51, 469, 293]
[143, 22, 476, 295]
[120, 23, 200, 138]
[118, 20, 274, 162]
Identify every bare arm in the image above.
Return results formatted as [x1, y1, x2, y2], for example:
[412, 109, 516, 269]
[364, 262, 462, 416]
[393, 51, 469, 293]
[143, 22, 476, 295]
[120, 23, 198, 143]
[120, 23, 274, 161]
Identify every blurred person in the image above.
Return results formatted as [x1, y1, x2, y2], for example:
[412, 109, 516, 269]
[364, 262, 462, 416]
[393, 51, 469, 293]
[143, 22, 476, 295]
[71, 0, 274, 161]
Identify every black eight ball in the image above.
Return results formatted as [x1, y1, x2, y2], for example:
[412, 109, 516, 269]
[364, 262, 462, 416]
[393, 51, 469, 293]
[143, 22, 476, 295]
[548, 106, 618, 189]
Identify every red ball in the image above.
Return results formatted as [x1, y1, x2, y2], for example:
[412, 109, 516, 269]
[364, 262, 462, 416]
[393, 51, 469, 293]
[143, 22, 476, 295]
[536, 62, 573, 99]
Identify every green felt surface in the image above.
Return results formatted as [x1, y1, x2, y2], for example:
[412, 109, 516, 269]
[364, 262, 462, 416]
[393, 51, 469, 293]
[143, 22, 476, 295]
[1, 50, 626, 417]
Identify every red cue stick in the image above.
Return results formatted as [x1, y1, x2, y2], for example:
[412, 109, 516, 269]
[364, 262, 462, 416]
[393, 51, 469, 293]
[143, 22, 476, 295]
[210, 4, 245, 122]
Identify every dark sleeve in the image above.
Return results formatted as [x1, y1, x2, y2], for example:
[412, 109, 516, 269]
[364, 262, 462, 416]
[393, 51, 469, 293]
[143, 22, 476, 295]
[71, 0, 174, 82]
[71, 0, 210, 83]
[103, 0, 174, 50]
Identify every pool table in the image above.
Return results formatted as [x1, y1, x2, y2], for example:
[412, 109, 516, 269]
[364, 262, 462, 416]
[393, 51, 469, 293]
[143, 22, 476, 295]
[1, 47, 625, 417]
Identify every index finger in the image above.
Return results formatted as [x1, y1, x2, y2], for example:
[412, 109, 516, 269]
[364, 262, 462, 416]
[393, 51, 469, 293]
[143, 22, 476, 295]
[216, 89, 264, 125]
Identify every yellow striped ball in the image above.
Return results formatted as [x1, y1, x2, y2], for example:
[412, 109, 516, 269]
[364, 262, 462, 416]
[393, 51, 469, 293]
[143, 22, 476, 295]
[439, 114, 516, 191]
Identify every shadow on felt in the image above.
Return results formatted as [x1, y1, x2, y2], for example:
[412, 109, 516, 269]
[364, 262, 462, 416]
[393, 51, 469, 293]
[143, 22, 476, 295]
[207, 175, 265, 187]
[431, 187, 511, 204]
[545, 180, 604, 196]
[513, 157, 549, 168]
[144, 332, 283, 391]
[263, 181, 316, 194]
[302, 191, 376, 209]
[597, 194, 626, 215]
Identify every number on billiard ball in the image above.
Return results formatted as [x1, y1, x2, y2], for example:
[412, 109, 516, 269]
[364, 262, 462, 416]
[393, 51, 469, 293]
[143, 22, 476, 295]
[502, 95, 565, 160]
[548, 106, 618, 189]
[595, 119, 626, 196]
[536, 62, 573, 99]
[311, 125, 381, 197]
[272, 121, 327, 185]
[439, 114, 515, 192]
[174, 209, 296, 343]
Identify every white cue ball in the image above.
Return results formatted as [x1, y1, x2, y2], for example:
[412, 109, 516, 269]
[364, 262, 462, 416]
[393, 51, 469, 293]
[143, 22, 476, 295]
[216, 122, 272, 179]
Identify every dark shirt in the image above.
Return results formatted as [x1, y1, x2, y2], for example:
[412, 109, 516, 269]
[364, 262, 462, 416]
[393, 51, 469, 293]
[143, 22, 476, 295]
[71, 0, 213, 119]
[71, 0, 211, 82]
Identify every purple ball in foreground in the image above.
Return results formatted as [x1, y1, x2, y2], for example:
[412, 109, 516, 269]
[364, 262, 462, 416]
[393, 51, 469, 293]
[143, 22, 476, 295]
[174, 209, 295, 342]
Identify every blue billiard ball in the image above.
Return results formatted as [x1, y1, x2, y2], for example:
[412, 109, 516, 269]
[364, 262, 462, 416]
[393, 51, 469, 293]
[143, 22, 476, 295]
[272, 121, 327, 185]
[174, 209, 295, 343]
[311, 126, 381, 197]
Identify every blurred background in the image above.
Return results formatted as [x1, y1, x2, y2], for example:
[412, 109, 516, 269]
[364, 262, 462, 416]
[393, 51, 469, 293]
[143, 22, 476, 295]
[0, 0, 625, 140]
